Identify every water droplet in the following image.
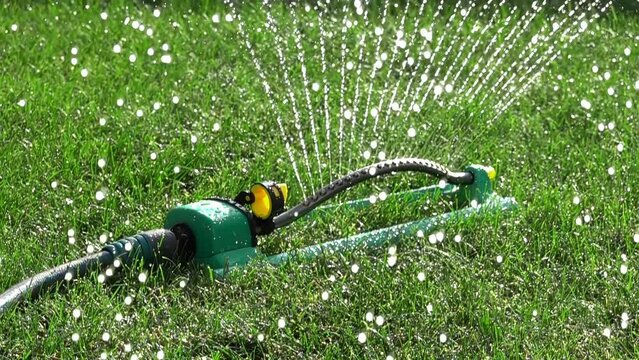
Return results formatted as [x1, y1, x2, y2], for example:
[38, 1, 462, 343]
[428, 234, 437, 244]
[212, 14, 220, 23]
[439, 333, 447, 343]
[11, 24, 18, 32]
[573, 196, 580, 205]
[147, 48, 155, 56]
[117, 98, 124, 106]
[624, 47, 631, 56]
[95, 190, 105, 201]
[86, 244, 95, 254]
[160, 54, 172, 64]
[368, 167, 377, 175]
[633, 233, 639, 243]
[98, 159, 106, 169]
[496, 255, 503, 263]
[420, 28, 433, 42]
[343, 109, 352, 119]
[153, 9, 161, 17]
[156, 350, 165, 359]
[17, 99, 26, 107]
[379, 191, 388, 201]
[190, 134, 198, 144]
[417, 272, 425, 282]
[225, 14, 233, 22]
[603, 328, 611, 338]
[580, 20, 588, 31]
[375, 315, 385, 326]
[72, 308, 81, 319]
[129, 54, 137, 63]
[65, 272, 73, 281]
[374, 27, 383, 36]
[257, 333, 265, 342]
[607, 167, 615, 176]
[80, 68, 88, 78]
[68, 229, 75, 237]
[124, 296, 133, 305]
[173, 166, 180, 174]
[387, 255, 397, 267]
[357, 332, 367, 343]
[580, 99, 591, 110]
[115, 313, 123, 322]
[351, 264, 360, 274]
[138, 272, 147, 283]
[150, 152, 157, 161]
[532, 309, 538, 317]
[620, 264, 628, 274]
[71, 333, 80, 342]
[102, 332, 110, 342]
[312, 82, 320, 92]
[172, 96, 179, 104]
[378, 151, 386, 160]
[321, 291, 329, 300]
[607, 87, 615, 96]
[592, 65, 599, 73]
[454, 234, 462, 243]
[277, 317, 286, 329]
[213, 123, 221, 131]
[97, 274, 106, 283]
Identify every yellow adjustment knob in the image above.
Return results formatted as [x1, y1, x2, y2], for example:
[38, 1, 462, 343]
[249, 182, 288, 220]
[487, 166, 497, 182]
[278, 183, 289, 203]
[250, 184, 272, 220]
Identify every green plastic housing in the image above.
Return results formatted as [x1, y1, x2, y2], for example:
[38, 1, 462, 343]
[164, 200, 259, 269]
[164, 165, 516, 274]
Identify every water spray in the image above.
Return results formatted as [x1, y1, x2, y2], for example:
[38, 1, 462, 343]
[0, 158, 516, 314]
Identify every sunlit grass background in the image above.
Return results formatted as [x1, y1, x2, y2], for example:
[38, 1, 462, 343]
[1, 0, 638, 358]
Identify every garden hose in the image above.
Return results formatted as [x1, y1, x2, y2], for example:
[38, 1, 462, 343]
[0, 158, 483, 314]
[273, 158, 474, 229]
[0, 229, 181, 314]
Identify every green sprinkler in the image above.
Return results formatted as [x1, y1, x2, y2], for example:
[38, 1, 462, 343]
[0, 158, 517, 314]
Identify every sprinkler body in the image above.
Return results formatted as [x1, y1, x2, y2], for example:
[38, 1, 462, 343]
[0, 158, 516, 313]
[163, 163, 515, 273]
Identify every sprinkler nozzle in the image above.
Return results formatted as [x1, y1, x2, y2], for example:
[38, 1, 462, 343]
[248, 181, 288, 220]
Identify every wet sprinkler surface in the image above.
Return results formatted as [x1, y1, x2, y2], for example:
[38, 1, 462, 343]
[1, 0, 638, 358]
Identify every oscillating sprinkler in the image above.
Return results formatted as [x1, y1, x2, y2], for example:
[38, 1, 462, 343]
[0, 158, 517, 314]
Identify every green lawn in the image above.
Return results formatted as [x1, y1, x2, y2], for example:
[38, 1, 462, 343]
[1, 0, 638, 358]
